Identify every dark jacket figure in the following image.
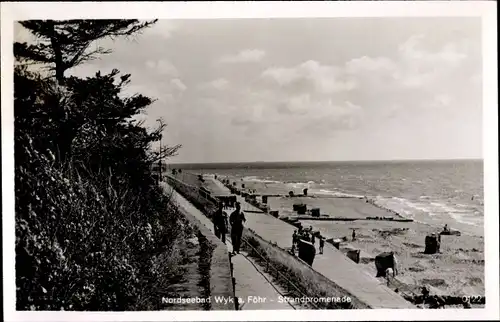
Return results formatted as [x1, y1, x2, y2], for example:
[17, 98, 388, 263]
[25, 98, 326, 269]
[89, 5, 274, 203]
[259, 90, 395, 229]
[230, 203, 246, 254]
[352, 229, 356, 241]
[301, 233, 307, 242]
[311, 234, 316, 245]
[319, 237, 325, 254]
[213, 204, 228, 243]
[292, 230, 298, 252]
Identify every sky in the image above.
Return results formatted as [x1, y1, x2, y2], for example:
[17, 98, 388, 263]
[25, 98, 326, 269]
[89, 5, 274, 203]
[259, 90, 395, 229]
[15, 17, 483, 163]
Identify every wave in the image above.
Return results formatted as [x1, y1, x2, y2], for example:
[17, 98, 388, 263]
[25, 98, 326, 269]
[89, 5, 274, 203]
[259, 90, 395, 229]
[242, 176, 281, 184]
[309, 189, 484, 234]
[234, 174, 483, 234]
[449, 212, 484, 227]
[312, 188, 365, 199]
[284, 181, 317, 189]
[372, 196, 484, 235]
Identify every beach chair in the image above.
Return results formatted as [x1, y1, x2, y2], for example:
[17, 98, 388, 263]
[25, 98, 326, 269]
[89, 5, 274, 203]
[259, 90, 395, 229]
[347, 249, 361, 264]
[424, 234, 441, 254]
[298, 239, 316, 266]
[375, 252, 397, 277]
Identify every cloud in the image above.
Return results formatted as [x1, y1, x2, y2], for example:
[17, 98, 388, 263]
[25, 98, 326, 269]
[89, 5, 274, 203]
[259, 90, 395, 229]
[428, 94, 453, 111]
[225, 86, 364, 144]
[171, 78, 187, 91]
[280, 94, 362, 119]
[262, 60, 357, 94]
[394, 35, 471, 88]
[200, 78, 229, 91]
[142, 20, 179, 39]
[231, 116, 252, 127]
[346, 56, 397, 74]
[219, 49, 266, 63]
[342, 33, 475, 95]
[398, 34, 468, 66]
[145, 59, 179, 76]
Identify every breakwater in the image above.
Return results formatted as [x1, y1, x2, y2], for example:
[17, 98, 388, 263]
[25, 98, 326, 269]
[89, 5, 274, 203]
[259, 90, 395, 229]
[285, 216, 414, 222]
[219, 178, 412, 221]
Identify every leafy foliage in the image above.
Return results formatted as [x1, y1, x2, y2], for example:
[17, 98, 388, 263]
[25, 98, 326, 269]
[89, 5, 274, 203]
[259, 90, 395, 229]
[14, 20, 187, 310]
[15, 20, 157, 82]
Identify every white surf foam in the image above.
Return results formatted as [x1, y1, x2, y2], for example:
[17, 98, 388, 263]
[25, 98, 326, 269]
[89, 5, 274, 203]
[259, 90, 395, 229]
[233, 174, 484, 234]
[373, 195, 484, 234]
[242, 176, 281, 184]
[312, 188, 365, 199]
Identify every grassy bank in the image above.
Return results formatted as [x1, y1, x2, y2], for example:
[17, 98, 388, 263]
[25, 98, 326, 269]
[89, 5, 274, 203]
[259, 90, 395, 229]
[163, 180, 236, 310]
[197, 232, 215, 310]
[15, 143, 203, 310]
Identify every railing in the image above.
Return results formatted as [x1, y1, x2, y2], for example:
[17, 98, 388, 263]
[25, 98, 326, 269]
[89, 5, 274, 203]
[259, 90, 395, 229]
[238, 235, 321, 309]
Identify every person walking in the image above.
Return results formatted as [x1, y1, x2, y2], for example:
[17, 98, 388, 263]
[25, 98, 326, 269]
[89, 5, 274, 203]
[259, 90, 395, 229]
[213, 203, 226, 241]
[352, 229, 356, 241]
[319, 237, 325, 254]
[302, 232, 309, 242]
[213, 209, 221, 239]
[218, 206, 228, 244]
[385, 267, 393, 286]
[292, 230, 298, 253]
[230, 202, 246, 254]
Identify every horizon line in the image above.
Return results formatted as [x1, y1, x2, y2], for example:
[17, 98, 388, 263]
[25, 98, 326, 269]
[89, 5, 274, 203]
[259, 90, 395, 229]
[167, 157, 483, 165]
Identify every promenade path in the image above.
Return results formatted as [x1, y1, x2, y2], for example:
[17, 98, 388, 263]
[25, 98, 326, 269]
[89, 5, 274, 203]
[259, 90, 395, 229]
[161, 182, 295, 310]
[210, 176, 265, 213]
[204, 175, 415, 309]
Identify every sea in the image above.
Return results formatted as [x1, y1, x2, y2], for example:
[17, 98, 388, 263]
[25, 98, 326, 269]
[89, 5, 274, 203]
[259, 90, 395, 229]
[173, 159, 484, 236]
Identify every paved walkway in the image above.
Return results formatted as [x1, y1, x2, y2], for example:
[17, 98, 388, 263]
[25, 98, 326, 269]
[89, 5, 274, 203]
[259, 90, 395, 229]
[203, 176, 415, 309]
[211, 178, 265, 213]
[162, 182, 294, 310]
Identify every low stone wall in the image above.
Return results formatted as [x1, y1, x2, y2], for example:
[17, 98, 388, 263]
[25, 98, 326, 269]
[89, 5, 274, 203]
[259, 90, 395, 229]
[241, 228, 370, 309]
[166, 175, 217, 216]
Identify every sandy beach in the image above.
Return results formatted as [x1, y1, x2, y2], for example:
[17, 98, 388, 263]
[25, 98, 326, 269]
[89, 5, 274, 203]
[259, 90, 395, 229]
[220, 175, 485, 299]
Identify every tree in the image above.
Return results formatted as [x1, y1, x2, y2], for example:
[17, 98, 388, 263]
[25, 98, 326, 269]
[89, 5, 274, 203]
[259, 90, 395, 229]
[15, 20, 157, 84]
[13, 19, 180, 164]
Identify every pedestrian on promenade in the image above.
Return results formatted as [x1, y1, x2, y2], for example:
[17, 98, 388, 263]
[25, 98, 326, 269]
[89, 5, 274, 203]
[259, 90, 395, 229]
[292, 230, 298, 253]
[218, 207, 228, 244]
[352, 229, 356, 241]
[213, 203, 227, 241]
[230, 202, 246, 254]
[385, 267, 393, 286]
[213, 212, 220, 239]
[319, 237, 325, 254]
